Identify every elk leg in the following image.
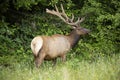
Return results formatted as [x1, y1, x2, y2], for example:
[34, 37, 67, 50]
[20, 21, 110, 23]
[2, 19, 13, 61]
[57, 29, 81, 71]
[61, 54, 66, 62]
[35, 53, 45, 68]
[52, 58, 57, 66]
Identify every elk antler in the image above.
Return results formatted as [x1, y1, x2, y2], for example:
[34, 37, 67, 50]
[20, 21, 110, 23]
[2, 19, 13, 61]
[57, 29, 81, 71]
[46, 4, 85, 28]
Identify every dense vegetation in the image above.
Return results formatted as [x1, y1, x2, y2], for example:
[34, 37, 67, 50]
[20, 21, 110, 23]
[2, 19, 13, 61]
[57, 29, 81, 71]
[0, 0, 120, 80]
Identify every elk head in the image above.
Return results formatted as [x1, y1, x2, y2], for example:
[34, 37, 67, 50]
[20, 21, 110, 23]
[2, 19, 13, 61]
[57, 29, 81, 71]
[31, 4, 90, 68]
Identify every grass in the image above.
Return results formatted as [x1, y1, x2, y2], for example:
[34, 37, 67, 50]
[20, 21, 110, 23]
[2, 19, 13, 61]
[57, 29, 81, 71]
[0, 54, 120, 80]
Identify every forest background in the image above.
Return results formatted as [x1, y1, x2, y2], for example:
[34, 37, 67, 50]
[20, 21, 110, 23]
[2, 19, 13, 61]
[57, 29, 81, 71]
[0, 0, 120, 80]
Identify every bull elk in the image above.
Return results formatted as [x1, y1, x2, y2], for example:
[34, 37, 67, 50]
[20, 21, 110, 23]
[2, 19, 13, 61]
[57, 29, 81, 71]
[31, 4, 90, 68]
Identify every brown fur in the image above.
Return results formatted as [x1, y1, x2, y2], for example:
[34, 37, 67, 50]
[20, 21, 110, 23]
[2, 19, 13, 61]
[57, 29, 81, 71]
[32, 34, 70, 67]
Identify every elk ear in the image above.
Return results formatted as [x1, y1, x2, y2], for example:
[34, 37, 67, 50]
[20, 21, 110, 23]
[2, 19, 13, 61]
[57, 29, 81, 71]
[82, 28, 90, 34]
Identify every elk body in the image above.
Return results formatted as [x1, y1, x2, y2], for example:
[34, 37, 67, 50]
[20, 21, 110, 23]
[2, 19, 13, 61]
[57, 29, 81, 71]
[31, 4, 90, 68]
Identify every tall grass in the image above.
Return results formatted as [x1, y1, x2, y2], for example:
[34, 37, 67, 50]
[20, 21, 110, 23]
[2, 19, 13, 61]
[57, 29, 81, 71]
[0, 54, 120, 80]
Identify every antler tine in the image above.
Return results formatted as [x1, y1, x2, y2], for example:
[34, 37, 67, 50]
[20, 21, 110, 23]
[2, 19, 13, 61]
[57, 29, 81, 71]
[71, 13, 74, 22]
[75, 17, 85, 25]
[79, 17, 85, 23]
[55, 5, 59, 12]
[61, 4, 69, 21]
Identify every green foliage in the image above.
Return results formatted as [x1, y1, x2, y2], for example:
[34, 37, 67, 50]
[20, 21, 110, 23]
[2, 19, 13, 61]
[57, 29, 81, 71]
[14, 0, 39, 10]
[79, 0, 120, 56]
[0, 0, 120, 70]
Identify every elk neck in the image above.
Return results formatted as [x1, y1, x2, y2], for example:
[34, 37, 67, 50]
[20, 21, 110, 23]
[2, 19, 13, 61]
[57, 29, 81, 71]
[67, 29, 81, 48]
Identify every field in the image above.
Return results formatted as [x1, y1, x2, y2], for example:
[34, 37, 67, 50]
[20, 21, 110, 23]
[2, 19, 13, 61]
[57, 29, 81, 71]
[0, 54, 119, 80]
